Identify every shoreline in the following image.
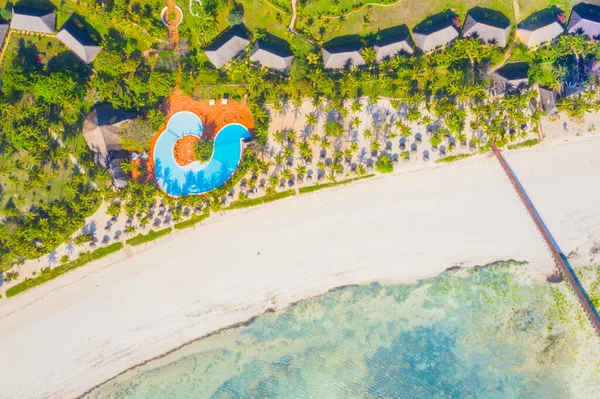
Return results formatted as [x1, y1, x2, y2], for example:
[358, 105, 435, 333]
[0, 132, 599, 398]
[77, 258, 531, 398]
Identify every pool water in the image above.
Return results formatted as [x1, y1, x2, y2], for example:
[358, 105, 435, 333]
[153, 111, 251, 196]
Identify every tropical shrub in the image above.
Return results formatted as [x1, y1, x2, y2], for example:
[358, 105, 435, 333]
[195, 139, 214, 162]
[375, 154, 393, 174]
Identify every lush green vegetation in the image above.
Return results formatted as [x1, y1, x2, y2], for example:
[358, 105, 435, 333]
[375, 153, 393, 173]
[0, 34, 103, 271]
[507, 138, 540, 150]
[2, 0, 600, 293]
[126, 227, 173, 246]
[5, 243, 123, 298]
[228, 189, 296, 210]
[297, 0, 514, 42]
[435, 153, 474, 164]
[174, 212, 211, 230]
[194, 139, 214, 162]
[298, 175, 375, 194]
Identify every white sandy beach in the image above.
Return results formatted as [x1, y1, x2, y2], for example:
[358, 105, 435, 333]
[1, 130, 600, 398]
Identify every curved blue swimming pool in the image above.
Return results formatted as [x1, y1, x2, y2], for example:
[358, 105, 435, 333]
[153, 111, 251, 196]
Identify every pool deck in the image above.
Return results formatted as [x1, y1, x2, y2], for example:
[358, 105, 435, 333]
[133, 88, 255, 183]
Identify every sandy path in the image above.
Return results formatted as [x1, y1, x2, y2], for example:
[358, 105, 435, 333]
[0, 134, 599, 399]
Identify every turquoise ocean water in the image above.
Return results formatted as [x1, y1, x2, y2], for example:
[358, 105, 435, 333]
[86, 262, 600, 399]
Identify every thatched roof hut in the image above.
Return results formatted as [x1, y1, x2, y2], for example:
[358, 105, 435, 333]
[11, 7, 55, 34]
[322, 42, 365, 69]
[568, 3, 600, 39]
[462, 7, 511, 47]
[492, 62, 530, 95]
[413, 13, 459, 52]
[205, 26, 250, 69]
[57, 18, 101, 64]
[82, 104, 135, 167]
[373, 25, 413, 61]
[249, 40, 295, 72]
[518, 9, 564, 47]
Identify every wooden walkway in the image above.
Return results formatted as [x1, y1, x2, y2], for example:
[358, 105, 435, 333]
[491, 144, 600, 336]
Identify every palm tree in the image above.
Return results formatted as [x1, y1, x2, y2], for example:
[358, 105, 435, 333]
[274, 131, 285, 147]
[307, 52, 321, 65]
[361, 46, 377, 65]
[295, 165, 307, 181]
[298, 141, 312, 160]
[287, 129, 298, 144]
[356, 164, 367, 176]
[351, 100, 362, 114]
[306, 113, 318, 127]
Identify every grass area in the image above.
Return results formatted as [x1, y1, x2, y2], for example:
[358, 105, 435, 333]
[435, 153, 474, 164]
[517, 0, 587, 23]
[228, 189, 296, 210]
[298, 0, 514, 41]
[174, 212, 210, 230]
[126, 227, 173, 246]
[507, 138, 539, 150]
[5, 242, 123, 298]
[299, 175, 375, 194]
[0, 35, 81, 216]
[0, 35, 80, 216]
[3, 34, 68, 62]
[241, 0, 292, 38]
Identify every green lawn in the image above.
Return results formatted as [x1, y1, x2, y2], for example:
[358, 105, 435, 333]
[126, 227, 173, 246]
[241, 0, 292, 38]
[298, 174, 374, 194]
[3, 33, 68, 62]
[173, 212, 210, 230]
[228, 189, 296, 210]
[298, 0, 514, 41]
[517, 0, 600, 23]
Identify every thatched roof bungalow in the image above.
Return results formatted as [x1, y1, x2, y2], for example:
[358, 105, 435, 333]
[322, 42, 365, 69]
[462, 7, 511, 47]
[0, 24, 8, 48]
[83, 105, 136, 187]
[492, 62, 530, 95]
[249, 40, 295, 72]
[57, 19, 101, 64]
[11, 7, 55, 34]
[373, 25, 413, 61]
[518, 9, 564, 47]
[413, 13, 459, 52]
[205, 26, 250, 69]
[568, 3, 600, 39]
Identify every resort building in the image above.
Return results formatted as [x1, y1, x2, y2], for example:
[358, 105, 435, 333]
[10, 7, 55, 34]
[518, 11, 564, 47]
[205, 27, 250, 69]
[322, 43, 365, 69]
[492, 62, 530, 95]
[57, 19, 101, 64]
[249, 40, 295, 72]
[82, 104, 136, 188]
[412, 17, 459, 52]
[0, 24, 8, 48]
[462, 7, 511, 47]
[568, 3, 600, 39]
[373, 26, 413, 61]
[538, 86, 558, 115]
